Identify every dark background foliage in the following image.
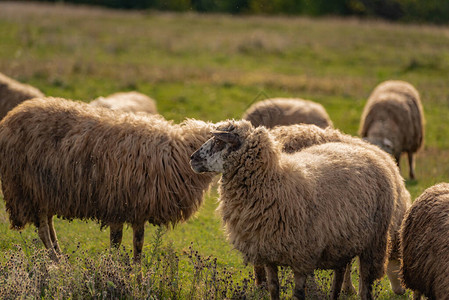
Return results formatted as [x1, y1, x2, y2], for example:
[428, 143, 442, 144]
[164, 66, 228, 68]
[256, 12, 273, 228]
[20, 0, 449, 24]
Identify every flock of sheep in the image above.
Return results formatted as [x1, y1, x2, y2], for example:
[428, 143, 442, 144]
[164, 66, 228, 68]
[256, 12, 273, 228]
[0, 71, 445, 299]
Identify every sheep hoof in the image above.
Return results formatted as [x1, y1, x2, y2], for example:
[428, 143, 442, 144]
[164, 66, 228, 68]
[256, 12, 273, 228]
[391, 284, 405, 295]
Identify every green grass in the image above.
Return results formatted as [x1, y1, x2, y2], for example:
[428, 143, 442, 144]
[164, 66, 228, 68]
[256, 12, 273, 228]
[1, 1, 449, 298]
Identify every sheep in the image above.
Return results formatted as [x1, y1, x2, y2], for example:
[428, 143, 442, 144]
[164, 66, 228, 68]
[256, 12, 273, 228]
[400, 183, 449, 299]
[242, 98, 333, 129]
[359, 80, 424, 180]
[270, 123, 411, 295]
[0, 72, 44, 120]
[0, 97, 215, 261]
[190, 120, 395, 300]
[90, 91, 158, 114]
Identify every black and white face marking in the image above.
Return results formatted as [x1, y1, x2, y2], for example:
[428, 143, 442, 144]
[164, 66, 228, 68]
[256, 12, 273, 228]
[190, 131, 241, 174]
[190, 137, 228, 173]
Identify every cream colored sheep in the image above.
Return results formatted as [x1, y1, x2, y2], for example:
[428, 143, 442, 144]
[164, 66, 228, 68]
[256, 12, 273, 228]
[0, 97, 214, 261]
[0, 72, 44, 120]
[90, 91, 157, 114]
[243, 98, 333, 129]
[190, 120, 395, 300]
[359, 80, 424, 179]
[400, 183, 449, 299]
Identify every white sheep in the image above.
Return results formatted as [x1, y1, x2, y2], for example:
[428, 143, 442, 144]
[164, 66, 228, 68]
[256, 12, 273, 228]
[243, 98, 333, 129]
[90, 91, 158, 114]
[0, 97, 215, 261]
[359, 80, 424, 179]
[190, 120, 395, 300]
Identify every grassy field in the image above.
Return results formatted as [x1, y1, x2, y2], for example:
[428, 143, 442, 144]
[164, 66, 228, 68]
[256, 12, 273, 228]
[1, 1, 449, 298]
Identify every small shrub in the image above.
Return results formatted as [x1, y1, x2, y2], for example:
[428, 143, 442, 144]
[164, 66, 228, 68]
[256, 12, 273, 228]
[0, 229, 339, 299]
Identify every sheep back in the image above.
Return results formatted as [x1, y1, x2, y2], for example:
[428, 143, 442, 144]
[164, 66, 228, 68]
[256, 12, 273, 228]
[90, 91, 158, 114]
[0, 72, 44, 120]
[243, 98, 333, 129]
[359, 80, 424, 155]
[400, 183, 449, 299]
[270, 124, 411, 260]
[0, 97, 213, 229]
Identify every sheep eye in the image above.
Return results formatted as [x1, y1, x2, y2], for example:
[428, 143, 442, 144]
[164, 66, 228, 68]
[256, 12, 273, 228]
[213, 139, 226, 151]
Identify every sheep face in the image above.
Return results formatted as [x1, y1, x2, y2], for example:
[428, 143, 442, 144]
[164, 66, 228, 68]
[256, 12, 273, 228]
[365, 136, 395, 155]
[190, 131, 241, 174]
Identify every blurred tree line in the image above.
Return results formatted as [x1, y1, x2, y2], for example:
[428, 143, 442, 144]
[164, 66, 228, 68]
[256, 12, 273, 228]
[40, 0, 449, 24]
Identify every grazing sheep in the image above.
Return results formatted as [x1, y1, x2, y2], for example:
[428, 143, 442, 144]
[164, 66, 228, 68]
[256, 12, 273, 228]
[0, 72, 44, 120]
[400, 183, 449, 299]
[243, 98, 333, 129]
[190, 120, 395, 300]
[270, 124, 411, 295]
[359, 80, 424, 179]
[0, 97, 215, 261]
[90, 91, 158, 114]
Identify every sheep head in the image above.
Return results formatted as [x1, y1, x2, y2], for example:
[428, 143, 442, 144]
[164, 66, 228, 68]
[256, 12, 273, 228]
[363, 119, 398, 156]
[190, 120, 252, 173]
[190, 119, 280, 175]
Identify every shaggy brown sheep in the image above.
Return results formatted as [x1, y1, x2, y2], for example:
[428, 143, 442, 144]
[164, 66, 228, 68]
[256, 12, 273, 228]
[400, 183, 449, 299]
[269, 123, 410, 295]
[0, 97, 215, 261]
[190, 120, 395, 300]
[90, 91, 157, 114]
[0, 72, 44, 120]
[359, 80, 424, 179]
[242, 98, 333, 129]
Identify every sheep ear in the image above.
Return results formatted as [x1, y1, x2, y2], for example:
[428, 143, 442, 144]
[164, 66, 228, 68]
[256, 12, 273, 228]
[212, 131, 240, 146]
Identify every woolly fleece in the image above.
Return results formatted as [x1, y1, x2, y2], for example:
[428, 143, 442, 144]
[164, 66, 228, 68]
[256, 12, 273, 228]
[90, 91, 157, 114]
[0, 72, 44, 120]
[0, 97, 214, 259]
[243, 98, 333, 129]
[400, 183, 449, 299]
[359, 80, 424, 179]
[191, 120, 396, 299]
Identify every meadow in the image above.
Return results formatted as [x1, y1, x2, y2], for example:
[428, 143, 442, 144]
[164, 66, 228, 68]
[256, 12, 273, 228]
[0, 1, 449, 298]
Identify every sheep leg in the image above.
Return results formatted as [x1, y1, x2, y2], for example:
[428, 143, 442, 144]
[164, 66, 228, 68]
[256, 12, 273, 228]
[254, 264, 267, 286]
[47, 215, 61, 253]
[386, 259, 405, 295]
[37, 214, 59, 261]
[292, 270, 306, 300]
[132, 223, 145, 263]
[265, 263, 280, 300]
[331, 266, 347, 299]
[341, 262, 356, 294]
[358, 256, 376, 300]
[110, 223, 124, 248]
[408, 151, 415, 180]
